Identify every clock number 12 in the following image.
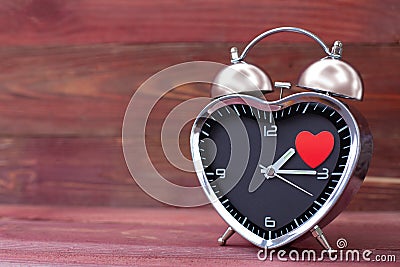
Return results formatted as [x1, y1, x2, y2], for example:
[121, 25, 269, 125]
[264, 125, 277, 137]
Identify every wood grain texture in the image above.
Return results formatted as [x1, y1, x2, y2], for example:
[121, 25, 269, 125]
[0, 44, 398, 180]
[0, 0, 398, 210]
[0, 137, 398, 209]
[0, 43, 398, 137]
[0, 205, 398, 266]
[0, 0, 398, 46]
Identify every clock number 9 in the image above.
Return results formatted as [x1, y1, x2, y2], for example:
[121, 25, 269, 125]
[216, 168, 226, 179]
[264, 125, 278, 137]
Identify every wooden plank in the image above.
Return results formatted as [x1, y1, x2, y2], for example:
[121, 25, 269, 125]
[0, 43, 398, 137]
[0, 137, 398, 208]
[0, 0, 398, 46]
[0, 44, 398, 181]
[0, 206, 398, 265]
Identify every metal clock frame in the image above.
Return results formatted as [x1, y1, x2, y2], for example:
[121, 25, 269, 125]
[190, 92, 372, 248]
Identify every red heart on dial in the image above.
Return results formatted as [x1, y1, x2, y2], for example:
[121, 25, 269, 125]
[295, 131, 334, 169]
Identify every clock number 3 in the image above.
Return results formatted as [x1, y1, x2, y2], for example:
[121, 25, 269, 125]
[264, 216, 276, 228]
[317, 168, 329, 180]
[264, 125, 277, 137]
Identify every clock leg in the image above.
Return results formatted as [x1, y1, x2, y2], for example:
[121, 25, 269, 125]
[311, 225, 333, 251]
[217, 227, 235, 246]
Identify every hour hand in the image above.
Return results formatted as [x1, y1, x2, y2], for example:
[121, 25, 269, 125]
[272, 148, 295, 170]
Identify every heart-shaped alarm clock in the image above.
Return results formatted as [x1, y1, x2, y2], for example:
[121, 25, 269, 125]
[190, 27, 373, 249]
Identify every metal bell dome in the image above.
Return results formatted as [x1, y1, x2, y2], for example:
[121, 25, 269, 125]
[297, 41, 363, 100]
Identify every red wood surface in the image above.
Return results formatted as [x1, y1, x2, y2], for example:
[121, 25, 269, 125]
[0, 205, 398, 266]
[0, 0, 397, 46]
[0, 43, 398, 207]
[0, 44, 398, 137]
[0, 1, 398, 209]
[0, 136, 399, 208]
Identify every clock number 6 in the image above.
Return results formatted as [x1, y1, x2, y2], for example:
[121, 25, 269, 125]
[264, 216, 276, 228]
[264, 125, 277, 137]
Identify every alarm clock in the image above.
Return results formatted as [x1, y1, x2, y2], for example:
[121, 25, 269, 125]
[190, 27, 373, 249]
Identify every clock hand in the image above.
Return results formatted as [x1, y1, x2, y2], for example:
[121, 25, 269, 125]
[275, 173, 313, 196]
[276, 170, 317, 175]
[272, 148, 295, 170]
[248, 148, 295, 193]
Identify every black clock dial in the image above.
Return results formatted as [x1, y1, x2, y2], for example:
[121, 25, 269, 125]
[198, 102, 351, 240]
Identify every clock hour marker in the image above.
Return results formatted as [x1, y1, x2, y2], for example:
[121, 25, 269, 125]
[225, 106, 231, 114]
[314, 200, 322, 207]
[338, 125, 348, 133]
[221, 199, 229, 204]
[302, 103, 310, 113]
[217, 110, 223, 117]
[201, 130, 209, 136]
[233, 105, 240, 116]
[250, 107, 254, 116]
[241, 105, 246, 114]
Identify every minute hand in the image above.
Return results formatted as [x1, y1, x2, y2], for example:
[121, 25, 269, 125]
[276, 170, 317, 175]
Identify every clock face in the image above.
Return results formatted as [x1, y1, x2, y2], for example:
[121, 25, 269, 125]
[194, 95, 352, 243]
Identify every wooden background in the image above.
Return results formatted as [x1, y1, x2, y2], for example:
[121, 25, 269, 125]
[0, 0, 399, 210]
